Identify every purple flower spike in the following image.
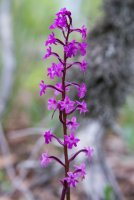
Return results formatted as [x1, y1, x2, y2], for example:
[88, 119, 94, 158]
[45, 32, 57, 46]
[40, 8, 91, 199]
[48, 97, 57, 110]
[64, 132, 80, 149]
[67, 116, 79, 131]
[64, 172, 79, 187]
[39, 80, 47, 96]
[85, 147, 94, 159]
[44, 130, 53, 144]
[40, 152, 52, 167]
[74, 163, 86, 179]
[78, 83, 87, 99]
[76, 100, 88, 113]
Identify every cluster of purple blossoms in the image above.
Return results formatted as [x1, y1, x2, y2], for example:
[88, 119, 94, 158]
[47, 62, 63, 79]
[39, 8, 93, 200]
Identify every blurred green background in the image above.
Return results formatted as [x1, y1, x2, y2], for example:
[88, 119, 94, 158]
[1, 0, 134, 152]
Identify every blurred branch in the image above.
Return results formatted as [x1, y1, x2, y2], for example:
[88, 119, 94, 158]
[15, 122, 60, 179]
[0, 123, 35, 200]
[0, 123, 16, 179]
[0, 0, 16, 119]
[8, 127, 45, 140]
[8, 114, 58, 140]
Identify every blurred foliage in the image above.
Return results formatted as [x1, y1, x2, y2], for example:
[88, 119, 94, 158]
[120, 96, 134, 152]
[0, 46, 2, 74]
[13, 0, 59, 37]
[0, 170, 11, 193]
[81, 0, 103, 24]
[104, 185, 114, 200]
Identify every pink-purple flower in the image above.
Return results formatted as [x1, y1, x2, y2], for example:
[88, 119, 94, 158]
[76, 100, 88, 113]
[57, 8, 71, 17]
[85, 147, 94, 159]
[44, 130, 53, 144]
[50, 13, 67, 29]
[64, 40, 78, 58]
[47, 63, 63, 79]
[49, 8, 71, 30]
[67, 116, 79, 131]
[64, 172, 79, 187]
[74, 163, 86, 179]
[78, 83, 87, 99]
[81, 25, 87, 40]
[64, 132, 80, 149]
[79, 42, 87, 56]
[44, 46, 52, 59]
[39, 80, 47, 96]
[80, 60, 88, 72]
[48, 97, 57, 110]
[58, 96, 75, 113]
[54, 83, 62, 95]
[45, 32, 57, 46]
[54, 82, 69, 96]
[40, 152, 52, 167]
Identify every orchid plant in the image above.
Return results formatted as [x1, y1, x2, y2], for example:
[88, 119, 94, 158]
[39, 8, 93, 200]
